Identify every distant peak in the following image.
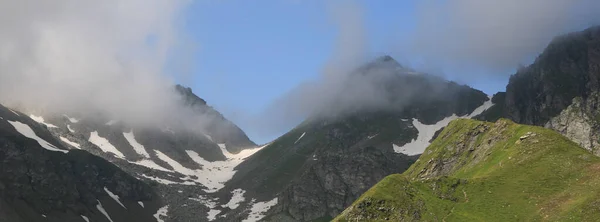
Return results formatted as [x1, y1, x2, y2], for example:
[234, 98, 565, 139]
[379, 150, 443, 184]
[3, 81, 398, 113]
[376, 55, 395, 62]
[174, 84, 207, 106]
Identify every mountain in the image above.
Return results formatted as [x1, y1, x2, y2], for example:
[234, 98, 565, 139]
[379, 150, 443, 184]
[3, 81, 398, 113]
[14, 85, 261, 221]
[211, 56, 494, 221]
[335, 118, 600, 221]
[477, 26, 600, 156]
[0, 104, 163, 222]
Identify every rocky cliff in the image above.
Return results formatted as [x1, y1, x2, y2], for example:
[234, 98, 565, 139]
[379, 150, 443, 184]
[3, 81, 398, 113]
[501, 26, 600, 155]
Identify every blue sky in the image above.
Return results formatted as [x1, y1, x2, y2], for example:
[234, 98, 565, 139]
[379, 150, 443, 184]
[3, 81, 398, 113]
[174, 0, 598, 144]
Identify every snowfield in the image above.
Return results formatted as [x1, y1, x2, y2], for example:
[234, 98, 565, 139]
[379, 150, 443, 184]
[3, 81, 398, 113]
[242, 198, 279, 222]
[60, 136, 81, 149]
[8, 120, 67, 153]
[222, 189, 246, 209]
[393, 96, 493, 155]
[89, 131, 125, 158]
[29, 115, 58, 128]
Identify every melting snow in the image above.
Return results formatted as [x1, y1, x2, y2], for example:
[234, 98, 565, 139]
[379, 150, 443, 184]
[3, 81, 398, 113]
[147, 144, 265, 192]
[242, 198, 278, 222]
[89, 131, 125, 158]
[131, 159, 172, 172]
[8, 121, 67, 153]
[123, 131, 150, 158]
[153, 205, 169, 222]
[207, 209, 221, 221]
[67, 124, 75, 133]
[190, 195, 221, 221]
[80, 215, 90, 222]
[204, 133, 213, 141]
[29, 115, 58, 128]
[60, 136, 81, 149]
[140, 174, 192, 185]
[393, 96, 494, 155]
[138, 201, 144, 208]
[104, 187, 126, 209]
[63, 115, 79, 123]
[185, 144, 266, 192]
[294, 132, 306, 144]
[222, 189, 246, 209]
[96, 200, 114, 222]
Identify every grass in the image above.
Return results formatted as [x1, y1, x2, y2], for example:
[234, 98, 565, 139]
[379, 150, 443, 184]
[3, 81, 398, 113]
[334, 119, 600, 221]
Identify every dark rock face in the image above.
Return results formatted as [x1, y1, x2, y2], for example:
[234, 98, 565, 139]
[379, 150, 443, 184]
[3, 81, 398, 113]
[502, 26, 600, 156]
[505, 26, 600, 125]
[0, 104, 161, 222]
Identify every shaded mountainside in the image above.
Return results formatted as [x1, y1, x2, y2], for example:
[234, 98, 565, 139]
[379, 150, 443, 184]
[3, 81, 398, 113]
[219, 57, 493, 222]
[335, 119, 600, 221]
[0, 104, 162, 222]
[13, 85, 261, 221]
[501, 26, 600, 155]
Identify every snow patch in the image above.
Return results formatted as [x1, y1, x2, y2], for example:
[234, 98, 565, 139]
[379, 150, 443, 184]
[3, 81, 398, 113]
[207, 209, 221, 221]
[123, 130, 150, 158]
[393, 96, 494, 155]
[89, 131, 125, 158]
[138, 201, 144, 208]
[8, 121, 67, 153]
[60, 136, 81, 149]
[140, 174, 194, 185]
[153, 205, 168, 222]
[96, 200, 114, 222]
[466, 96, 494, 118]
[204, 133, 213, 141]
[131, 159, 172, 172]
[368, 134, 378, 140]
[63, 115, 79, 123]
[29, 115, 58, 128]
[185, 144, 265, 192]
[189, 195, 221, 221]
[42, 214, 46, 217]
[242, 198, 278, 222]
[222, 189, 246, 209]
[294, 132, 306, 144]
[104, 187, 126, 209]
[67, 124, 75, 133]
[106, 120, 118, 126]
[80, 215, 90, 222]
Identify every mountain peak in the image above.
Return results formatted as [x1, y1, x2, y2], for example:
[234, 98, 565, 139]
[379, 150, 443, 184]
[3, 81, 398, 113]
[175, 84, 207, 106]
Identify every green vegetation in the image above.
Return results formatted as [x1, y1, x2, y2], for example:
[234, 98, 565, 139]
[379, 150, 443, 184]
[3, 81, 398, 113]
[335, 119, 600, 221]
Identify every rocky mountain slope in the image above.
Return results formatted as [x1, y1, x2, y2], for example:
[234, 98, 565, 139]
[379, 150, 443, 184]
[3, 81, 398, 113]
[0, 104, 163, 222]
[485, 26, 600, 156]
[12, 85, 263, 221]
[211, 56, 494, 221]
[335, 118, 600, 221]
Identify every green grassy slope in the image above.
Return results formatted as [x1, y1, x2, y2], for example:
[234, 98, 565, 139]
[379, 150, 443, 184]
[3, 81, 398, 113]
[334, 119, 600, 221]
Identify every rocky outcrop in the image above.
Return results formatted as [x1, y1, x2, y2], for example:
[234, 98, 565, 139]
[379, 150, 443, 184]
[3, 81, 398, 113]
[502, 26, 600, 156]
[505, 26, 600, 126]
[545, 93, 600, 155]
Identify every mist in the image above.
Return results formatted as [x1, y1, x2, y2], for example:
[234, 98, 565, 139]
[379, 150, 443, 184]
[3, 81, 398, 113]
[245, 0, 600, 142]
[404, 0, 600, 74]
[0, 0, 206, 128]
